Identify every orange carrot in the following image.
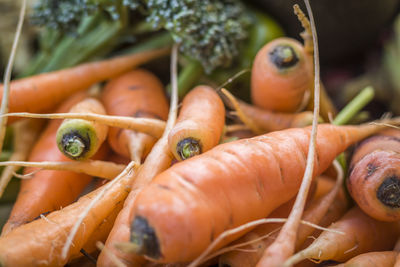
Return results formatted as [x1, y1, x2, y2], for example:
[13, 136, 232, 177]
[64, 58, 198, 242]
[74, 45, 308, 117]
[127, 121, 394, 263]
[101, 69, 169, 162]
[285, 206, 400, 265]
[168, 85, 225, 160]
[347, 129, 400, 221]
[0, 47, 169, 124]
[1, 92, 107, 235]
[336, 251, 398, 267]
[251, 37, 313, 112]
[56, 97, 108, 160]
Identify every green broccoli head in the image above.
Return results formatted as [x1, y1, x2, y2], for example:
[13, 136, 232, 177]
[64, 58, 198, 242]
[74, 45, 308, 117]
[145, 0, 251, 73]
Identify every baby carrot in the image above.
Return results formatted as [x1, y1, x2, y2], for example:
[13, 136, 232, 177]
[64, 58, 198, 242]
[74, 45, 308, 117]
[128, 120, 394, 263]
[0, 47, 169, 124]
[168, 85, 225, 160]
[56, 97, 108, 160]
[101, 69, 169, 162]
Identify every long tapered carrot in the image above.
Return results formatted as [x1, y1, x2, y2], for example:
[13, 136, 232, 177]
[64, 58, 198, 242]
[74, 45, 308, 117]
[101, 69, 169, 162]
[1, 92, 107, 235]
[285, 206, 400, 265]
[168, 85, 225, 161]
[127, 119, 395, 263]
[0, 47, 169, 124]
[347, 129, 400, 221]
[56, 97, 108, 160]
[97, 44, 180, 267]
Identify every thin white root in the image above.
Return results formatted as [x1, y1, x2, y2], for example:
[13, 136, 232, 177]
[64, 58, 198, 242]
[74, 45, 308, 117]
[187, 218, 343, 267]
[96, 241, 127, 267]
[0, 0, 26, 154]
[1, 112, 166, 139]
[61, 161, 138, 260]
[0, 160, 126, 180]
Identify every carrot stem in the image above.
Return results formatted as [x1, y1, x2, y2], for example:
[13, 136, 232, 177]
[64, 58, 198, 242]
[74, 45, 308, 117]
[333, 86, 375, 126]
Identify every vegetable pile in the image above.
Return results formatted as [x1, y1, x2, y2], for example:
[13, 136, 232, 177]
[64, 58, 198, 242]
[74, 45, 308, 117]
[1, 0, 400, 267]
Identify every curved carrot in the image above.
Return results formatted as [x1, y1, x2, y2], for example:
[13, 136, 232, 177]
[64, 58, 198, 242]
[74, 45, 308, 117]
[0, 47, 169, 124]
[56, 97, 108, 160]
[347, 129, 400, 221]
[286, 206, 400, 265]
[168, 85, 225, 160]
[1, 92, 106, 235]
[338, 251, 398, 267]
[128, 121, 392, 263]
[251, 37, 313, 112]
[101, 69, 169, 162]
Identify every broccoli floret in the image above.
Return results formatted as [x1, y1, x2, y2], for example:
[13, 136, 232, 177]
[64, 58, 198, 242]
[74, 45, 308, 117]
[145, 0, 251, 73]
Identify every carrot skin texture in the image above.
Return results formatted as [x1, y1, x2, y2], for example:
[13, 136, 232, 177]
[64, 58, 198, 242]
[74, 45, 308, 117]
[251, 37, 312, 112]
[340, 251, 398, 267]
[0, 48, 169, 124]
[130, 123, 384, 263]
[168, 85, 225, 160]
[1, 92, 99, 235]
[101, 69, 169, 161]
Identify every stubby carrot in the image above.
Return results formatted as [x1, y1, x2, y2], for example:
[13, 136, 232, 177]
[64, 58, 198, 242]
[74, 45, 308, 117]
[101, 69, 169, 162]
[1, 92, 107, 235]
[56, 97, 108, 160]
[127, 121, 394, 263]
[347, 129, 400, 221]
[0, 47, 169, 124]
[251, 37, 313, 112]
[168, 85, 225, 160]
[285, 206, 400, 265]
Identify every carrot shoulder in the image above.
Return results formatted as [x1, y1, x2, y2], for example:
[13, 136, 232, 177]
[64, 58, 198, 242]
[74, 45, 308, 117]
[128, 122, 387, 263]
[0, 47, 169, 123]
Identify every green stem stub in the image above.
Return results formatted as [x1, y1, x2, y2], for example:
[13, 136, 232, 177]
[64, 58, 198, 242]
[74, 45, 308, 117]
[269, 45, 299, 69]
[377, 176, 400, 208]
[61, 133, 88, 159]
[177, 138, 202, 160]
[130, 216, 161, 259]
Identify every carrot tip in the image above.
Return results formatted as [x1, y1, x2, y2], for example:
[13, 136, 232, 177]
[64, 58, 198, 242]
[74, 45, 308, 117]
[176, 138, 202, 160]
[269, 44, 299, 69]
[377, 176, 400, 208]
[130, 216, 161, 259]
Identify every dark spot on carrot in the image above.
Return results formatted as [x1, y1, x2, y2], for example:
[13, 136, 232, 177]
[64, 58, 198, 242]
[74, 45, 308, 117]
[133, 110, 162, 120]
[366, 163, 378, 178]
[177, 138, 202, 160]
[130, 216, 161, 259]
[229, 213, 234, 226]
[60, 131, 90, 159]
[129, 85, 142, 90]
[377, 176, 400, 208]
[157, 184, 171, 190]
[269, 45, 299, 69]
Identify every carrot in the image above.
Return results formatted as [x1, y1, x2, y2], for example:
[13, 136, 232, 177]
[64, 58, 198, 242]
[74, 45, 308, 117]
[222, 88, 313, 135]
[0, 119, 44, 197]
[0, 161, 138, 266]
[0, 47, 169, 124]
[347, 129, 400, 221]
[168, 85, 225, 161]
[285, 206, 400, 265]
[1, 92, 107, 235]
[250, 37, 313, 112]
[127, 121, 394, 263]
[334, 251, 399, 267]
[96, 44, 181, 267]
[101, 69, 169, 162]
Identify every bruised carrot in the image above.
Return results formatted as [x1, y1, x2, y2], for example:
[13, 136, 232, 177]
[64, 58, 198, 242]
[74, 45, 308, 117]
[0, 47, 169, 124]
[1, 92, 107, 235]
[285, 206, 400, 265]
[56, 97, 108, 160]
[251, 37, 313, 112]
[347, 129, 400, 221]
[127, 120, 395, 263]
[335, 251, 398, 267]
[101, 69, 169, 162]
[96, 44, 181, 267]
[168, 85, 225, 160]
